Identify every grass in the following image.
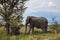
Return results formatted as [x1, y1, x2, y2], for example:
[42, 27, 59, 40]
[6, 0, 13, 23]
[0, 26, 60, 40]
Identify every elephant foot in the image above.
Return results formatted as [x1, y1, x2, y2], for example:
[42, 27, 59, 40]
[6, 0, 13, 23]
[32, 31, 34, 34]
[43, 30, 47, 33]
[28, 32, 30, 34]
[42, 30, 47, 33]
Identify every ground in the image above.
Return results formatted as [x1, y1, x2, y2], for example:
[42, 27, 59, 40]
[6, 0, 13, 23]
[0, 26, 60, 40]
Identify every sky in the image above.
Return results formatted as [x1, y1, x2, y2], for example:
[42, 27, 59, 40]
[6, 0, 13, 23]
[23, 0, 60, 25]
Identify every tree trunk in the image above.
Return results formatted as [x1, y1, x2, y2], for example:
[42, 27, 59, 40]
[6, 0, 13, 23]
[5, 23, 10, 34]
[4, 15, 10, 34]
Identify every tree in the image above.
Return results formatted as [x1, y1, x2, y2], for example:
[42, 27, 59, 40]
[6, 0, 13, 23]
[51, 17, 58, 28]
[0, 0, 27, 34]
[51, 17, 58, 34]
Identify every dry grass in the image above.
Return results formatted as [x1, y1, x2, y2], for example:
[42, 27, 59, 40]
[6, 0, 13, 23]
[0, 26, 60, 40]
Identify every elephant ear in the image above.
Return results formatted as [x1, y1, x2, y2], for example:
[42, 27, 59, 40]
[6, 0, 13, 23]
[26, 16, 31, 23]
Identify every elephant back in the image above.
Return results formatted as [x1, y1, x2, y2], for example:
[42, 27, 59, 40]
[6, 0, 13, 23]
[30, 16, 48, 27]
[31, 17, 48, 23]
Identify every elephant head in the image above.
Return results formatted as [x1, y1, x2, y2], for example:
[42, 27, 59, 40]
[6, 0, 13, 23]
[25, 16, 31, 33]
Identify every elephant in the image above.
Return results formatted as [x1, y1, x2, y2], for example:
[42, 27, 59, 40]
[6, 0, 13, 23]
[25, 16, 48, 33]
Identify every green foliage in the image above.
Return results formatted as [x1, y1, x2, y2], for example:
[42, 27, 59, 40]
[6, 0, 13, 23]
[0, 0, 27, 27]
[51, 17, 58, 29]
[50, 17, 60, 33]
[0, 0, 28, 35]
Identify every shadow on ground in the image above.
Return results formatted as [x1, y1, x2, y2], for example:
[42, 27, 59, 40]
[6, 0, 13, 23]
[33, 30, 54, 35]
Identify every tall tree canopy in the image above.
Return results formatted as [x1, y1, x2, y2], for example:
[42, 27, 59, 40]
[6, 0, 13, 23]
[0, 0, 27, 34]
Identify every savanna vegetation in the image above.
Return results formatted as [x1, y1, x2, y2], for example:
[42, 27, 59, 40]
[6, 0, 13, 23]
[0, 24, 60, 40]
[0, 0, 60, 40]
[0, 16, 60, 40]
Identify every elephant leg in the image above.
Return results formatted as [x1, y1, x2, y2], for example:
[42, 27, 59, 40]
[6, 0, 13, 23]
[28, 27, 31, 33]
[45, 28, 47, 33]
[42, 27, 46, 33]
[42, 24, 47, 33]
[42, 27, 47, 33]
[45, 25, 47, 32]
[31, 27, 34, 34]
[28, 24, 34, 34]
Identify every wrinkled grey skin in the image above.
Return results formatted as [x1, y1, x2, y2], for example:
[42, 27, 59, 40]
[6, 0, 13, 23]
[25, 16, 48, 33]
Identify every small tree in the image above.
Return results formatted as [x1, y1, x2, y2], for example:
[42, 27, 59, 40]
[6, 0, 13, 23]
[51, 17, 58, 29]
[51, 17, 58, 34]
[0, 0, 27, 34]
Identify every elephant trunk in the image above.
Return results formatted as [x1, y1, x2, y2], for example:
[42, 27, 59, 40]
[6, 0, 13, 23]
[25, 22, 28, 33]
